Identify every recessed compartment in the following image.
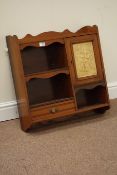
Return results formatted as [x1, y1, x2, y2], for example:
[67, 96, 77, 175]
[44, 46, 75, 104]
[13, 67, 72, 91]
[75, 85, 108, 109]
[21, 42, 67, 75]
[27, 73, 73, 107]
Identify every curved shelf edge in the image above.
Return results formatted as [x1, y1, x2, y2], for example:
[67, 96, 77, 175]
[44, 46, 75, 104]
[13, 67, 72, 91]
[25, 68, 70, 82]
[75, 82, 106, 92]
[20, 38, 65, 50]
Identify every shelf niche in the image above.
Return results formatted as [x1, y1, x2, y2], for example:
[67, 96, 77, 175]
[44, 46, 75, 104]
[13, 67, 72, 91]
[27, 73, 73, 107]
[21, 42, 67, 75]
[75, 85, 108, 109]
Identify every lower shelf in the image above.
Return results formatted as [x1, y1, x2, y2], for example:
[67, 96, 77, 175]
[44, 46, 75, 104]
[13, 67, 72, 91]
[30, 98, 109, 124]
[28, 84, 110, 128]
[75, 85, 109, 109]
[27, 73, 73, 106]
[30, 97, 74, 108]
[77, 103, 109, 113]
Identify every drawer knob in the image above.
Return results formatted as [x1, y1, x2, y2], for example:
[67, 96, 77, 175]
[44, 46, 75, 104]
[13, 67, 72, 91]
[50, 107, 57, 113]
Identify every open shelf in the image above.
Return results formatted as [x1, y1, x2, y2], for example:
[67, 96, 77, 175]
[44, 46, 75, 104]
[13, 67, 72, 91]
[21, 42, 67, 75]
[30, 97, 74, 108]
[75, 85, 108, 109]
[27, 73, 73, 107]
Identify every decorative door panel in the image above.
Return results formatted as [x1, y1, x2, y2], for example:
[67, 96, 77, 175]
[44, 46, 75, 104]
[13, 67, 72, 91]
[72, 42, 97, 78]
[70, 35, 103, 86]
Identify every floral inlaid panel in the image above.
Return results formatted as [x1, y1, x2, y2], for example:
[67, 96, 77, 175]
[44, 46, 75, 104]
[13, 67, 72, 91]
[73, 42, 97, 78]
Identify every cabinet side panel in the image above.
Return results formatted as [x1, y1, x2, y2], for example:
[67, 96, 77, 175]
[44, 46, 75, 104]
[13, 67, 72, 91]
[95, 29, 110, 105]
[6, 36, 32, 131]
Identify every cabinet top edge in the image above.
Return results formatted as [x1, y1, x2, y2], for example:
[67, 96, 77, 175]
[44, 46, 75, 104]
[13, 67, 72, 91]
[7, 25, 98, 45]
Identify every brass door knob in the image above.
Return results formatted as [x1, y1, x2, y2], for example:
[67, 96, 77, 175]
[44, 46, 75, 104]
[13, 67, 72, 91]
[50, 107, 57, 114]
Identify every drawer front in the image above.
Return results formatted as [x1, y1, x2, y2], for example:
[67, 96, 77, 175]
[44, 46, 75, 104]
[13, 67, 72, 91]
[31, 100, 76, 122]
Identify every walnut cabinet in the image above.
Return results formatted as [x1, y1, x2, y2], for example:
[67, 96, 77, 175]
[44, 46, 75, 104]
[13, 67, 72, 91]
[6, 25, 110, 131]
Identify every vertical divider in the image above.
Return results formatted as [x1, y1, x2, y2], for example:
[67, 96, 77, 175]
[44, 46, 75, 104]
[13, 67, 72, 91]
[64, 38, 78, 110]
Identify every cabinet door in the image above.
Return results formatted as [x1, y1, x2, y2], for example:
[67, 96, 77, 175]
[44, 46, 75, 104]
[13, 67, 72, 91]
[69, 34, 104, 86]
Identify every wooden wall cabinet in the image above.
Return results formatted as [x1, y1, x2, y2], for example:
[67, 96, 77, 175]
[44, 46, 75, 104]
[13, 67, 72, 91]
[6, 25, 110, 131]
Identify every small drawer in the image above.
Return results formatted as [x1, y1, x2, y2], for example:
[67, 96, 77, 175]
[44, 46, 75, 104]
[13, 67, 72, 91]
[31, 99, 76, 122]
